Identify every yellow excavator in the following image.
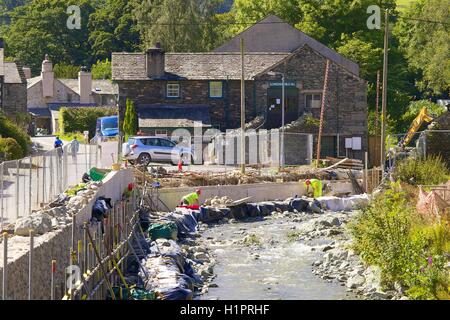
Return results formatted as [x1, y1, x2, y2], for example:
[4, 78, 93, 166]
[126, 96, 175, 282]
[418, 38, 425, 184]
[398, 107, 434, 148]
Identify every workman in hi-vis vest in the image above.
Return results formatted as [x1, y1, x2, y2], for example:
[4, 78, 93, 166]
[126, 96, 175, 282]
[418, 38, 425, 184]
[180, 189, 202, 206]
[304, 179, 323, 198]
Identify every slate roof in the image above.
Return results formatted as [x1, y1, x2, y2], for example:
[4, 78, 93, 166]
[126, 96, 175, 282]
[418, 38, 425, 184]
[27, 77, 118, 95]
[112, 52, 289, 81]
[137, 104, 211, 128]
[4, 61, 26, 84]
[213, 15, 360, 76]
[59, 79, 118, 95]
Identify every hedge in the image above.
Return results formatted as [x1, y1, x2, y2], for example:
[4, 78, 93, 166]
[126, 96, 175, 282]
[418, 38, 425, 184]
[0, 113, 30, 157]
[0, 137, 23, 161]
[59, 107, 118, 139]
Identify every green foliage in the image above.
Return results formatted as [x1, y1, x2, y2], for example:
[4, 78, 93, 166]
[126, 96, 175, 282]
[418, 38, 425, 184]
[92, 59, 111, 80]
[393, 155, 449, 185]
[2, 0, 95, 72]
[58, 132, 85, 142]
[394, 0, 450, 95]
[123, 99, 138, 139]
[400, 100, 446, 129]
[134, 0, 223, 52]
[0, 113, 30, 156]
[241, 234, 262, 246]
[59, 107, 117, 139]
[54, 63, 80, 79]
[87, 0, 140, 59]
[349, 182, 450, 299]
[0, 137, 23, 160]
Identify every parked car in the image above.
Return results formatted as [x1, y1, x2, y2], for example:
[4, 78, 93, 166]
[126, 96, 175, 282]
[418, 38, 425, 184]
[122, 136, 194, 166]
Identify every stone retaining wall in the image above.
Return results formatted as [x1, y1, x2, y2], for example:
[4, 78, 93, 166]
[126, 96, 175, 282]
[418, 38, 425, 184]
[0, 169, 133, 300]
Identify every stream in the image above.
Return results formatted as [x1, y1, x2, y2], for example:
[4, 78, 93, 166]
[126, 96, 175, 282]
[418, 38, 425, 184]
[198, 214, 359, 300]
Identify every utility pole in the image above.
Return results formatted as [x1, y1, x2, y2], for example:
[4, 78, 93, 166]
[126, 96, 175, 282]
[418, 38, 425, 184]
[375, 70, 380, 135]
[316, 59, 330, 167]
[381, 10, 389, 171]
[240, 38, 246, 174]
[280, 73, 285, 170]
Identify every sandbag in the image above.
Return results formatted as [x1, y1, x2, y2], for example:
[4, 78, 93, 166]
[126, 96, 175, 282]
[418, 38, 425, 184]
[257, 202, 276, 216]
[130, 288, 157, 300]
[199, 206, 228, 222]
[290, 198, 309, 212]
[273, 201, 293, 212]
[148, 222, 178, 240]
[229, 203, 248, 220]
[159, 287, 193, 300]
[246, 203, 262, 217]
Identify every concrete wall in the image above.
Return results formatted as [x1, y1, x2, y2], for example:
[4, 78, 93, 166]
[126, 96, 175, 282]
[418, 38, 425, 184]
[156, 180, 354, 211]
[0, 169, 133, 300]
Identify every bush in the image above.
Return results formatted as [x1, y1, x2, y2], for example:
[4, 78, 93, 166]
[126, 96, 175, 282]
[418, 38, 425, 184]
[59, 107, 117, 139]
[0, 113, 30, 156]
[0, 137, 24, 160]
[350, 182, 450, 299]
[393, 155, 449, 185]
[92, 59, 111, 80]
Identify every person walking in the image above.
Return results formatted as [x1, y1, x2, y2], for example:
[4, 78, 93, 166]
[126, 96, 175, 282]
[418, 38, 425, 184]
[69, 137, 80, 161]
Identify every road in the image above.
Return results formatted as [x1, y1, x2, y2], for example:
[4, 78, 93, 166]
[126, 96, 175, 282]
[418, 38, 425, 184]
[0, 137, 98, 227]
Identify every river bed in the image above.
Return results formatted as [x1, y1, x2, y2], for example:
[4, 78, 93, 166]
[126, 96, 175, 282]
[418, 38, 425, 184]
[197, 214, 360, 300]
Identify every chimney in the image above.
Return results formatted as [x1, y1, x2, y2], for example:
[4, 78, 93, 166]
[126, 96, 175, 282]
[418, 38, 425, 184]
[0, 39, 4, 75]
[23, 67, 32, 79]
[41, 54, 54, 97]
[146, 42, 165, 78]
[78, 66, 92, 104]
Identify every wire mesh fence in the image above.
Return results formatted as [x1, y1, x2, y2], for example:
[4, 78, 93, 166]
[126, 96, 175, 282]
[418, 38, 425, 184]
[0, 142, 100, 228]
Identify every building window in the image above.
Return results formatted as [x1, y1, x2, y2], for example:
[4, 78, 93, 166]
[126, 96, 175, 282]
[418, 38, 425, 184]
[166, 82, 180, 98]
[209, 81, 223, 98]
[155, 129, 168, 137]
[306, 94, 322, 109]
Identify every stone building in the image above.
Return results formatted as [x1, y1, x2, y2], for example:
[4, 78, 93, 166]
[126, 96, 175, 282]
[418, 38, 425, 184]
[112, 15, 368, 160]
[0, 40, 27, 120]
[27, 55, 118, 135]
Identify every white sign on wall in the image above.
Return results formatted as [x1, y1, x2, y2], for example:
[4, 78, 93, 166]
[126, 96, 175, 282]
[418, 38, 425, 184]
[352, 137, 362, 150]
[345, 138, 353, 149]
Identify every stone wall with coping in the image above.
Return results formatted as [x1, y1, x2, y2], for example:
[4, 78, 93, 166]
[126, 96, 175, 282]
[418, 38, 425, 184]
[0, 169, 133, 300]
[157, 180, 355, 211]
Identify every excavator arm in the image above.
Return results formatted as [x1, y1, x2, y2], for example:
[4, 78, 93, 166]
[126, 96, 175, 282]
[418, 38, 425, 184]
[399, 107, 434, 148]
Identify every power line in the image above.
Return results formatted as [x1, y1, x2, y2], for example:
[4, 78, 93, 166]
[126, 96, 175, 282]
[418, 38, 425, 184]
[393, 15, 450, 26]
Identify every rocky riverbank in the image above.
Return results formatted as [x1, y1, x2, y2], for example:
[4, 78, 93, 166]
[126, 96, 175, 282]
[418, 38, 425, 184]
[294, 211, 410, 300]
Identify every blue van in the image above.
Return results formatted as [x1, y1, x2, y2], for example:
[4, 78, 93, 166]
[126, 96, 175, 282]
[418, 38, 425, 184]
[96, 116, 119, 137]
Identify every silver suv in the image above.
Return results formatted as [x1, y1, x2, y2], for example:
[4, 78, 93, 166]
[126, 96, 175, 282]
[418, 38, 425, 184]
[122, 136, 193, 166]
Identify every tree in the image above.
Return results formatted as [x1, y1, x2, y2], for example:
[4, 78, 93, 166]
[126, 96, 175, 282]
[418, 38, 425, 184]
[134, 0, 222, 52]
[401, 100, 446, 129]
[88, 0, 140, 60]
[92, 59, 112, 80]
[54, 63, 80, 79]
[123, 99, 138, 139]
[2, 0, 95, 73]
[394, 0, 450, 95]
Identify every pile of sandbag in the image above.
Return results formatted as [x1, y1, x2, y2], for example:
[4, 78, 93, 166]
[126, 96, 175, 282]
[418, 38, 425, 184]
[139, 239, 200, 300]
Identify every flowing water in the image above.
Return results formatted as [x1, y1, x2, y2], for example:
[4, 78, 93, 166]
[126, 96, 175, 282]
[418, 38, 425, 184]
[199, 215, 358, 300]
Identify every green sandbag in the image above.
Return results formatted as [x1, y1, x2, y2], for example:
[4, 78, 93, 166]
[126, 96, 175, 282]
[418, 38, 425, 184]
[131, 288, 157, 300]
[148, 222, 178, 240]
[89, 167, 111, 181]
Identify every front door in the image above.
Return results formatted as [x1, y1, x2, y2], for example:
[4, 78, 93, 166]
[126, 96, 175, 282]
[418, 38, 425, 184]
[266, 87, 299, 129]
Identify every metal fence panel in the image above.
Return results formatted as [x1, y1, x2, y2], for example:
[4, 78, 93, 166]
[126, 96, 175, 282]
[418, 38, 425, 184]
[0, 142, 100, 227]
